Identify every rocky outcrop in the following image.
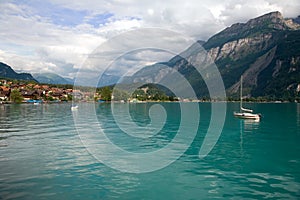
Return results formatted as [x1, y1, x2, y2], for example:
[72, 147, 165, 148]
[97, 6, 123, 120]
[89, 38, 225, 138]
[208, 34, 273, 61]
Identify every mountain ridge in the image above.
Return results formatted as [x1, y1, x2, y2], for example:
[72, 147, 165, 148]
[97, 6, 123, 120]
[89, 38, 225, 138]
[0, 62, 36, 82]
[129, 11, 300, 100]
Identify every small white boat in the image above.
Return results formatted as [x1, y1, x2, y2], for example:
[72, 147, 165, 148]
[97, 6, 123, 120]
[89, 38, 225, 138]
[234, 76, 261, 121]
[71, 105, 78, 111]
[234, 110, 260, 120]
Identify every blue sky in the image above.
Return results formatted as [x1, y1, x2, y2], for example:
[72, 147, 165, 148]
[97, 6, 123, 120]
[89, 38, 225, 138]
[18, 0, 116, 27]
[0, 0, 299, 79]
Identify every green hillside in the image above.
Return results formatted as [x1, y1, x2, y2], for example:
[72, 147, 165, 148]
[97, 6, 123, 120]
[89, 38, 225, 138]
[0, 62, 36, 81]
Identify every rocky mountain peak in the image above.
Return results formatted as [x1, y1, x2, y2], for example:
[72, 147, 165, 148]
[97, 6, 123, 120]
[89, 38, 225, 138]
[249, 11, 283, 22]
[248, 11, 282, 27]
[205, 11, 299, 49]
[248, 11, 300, 30]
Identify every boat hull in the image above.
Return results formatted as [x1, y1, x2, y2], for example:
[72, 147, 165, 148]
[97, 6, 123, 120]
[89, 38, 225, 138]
[234, 112, 260, 120]
[71, 105, 78, 111]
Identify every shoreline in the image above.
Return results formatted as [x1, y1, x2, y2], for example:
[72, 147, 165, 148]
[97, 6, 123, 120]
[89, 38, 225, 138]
[0, 100, 298, 105]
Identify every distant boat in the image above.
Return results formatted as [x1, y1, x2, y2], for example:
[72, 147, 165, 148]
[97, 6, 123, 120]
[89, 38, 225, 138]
[234, 76, 261, 121]
[27, 99, 42, 104]
[71, 105, 78, 111]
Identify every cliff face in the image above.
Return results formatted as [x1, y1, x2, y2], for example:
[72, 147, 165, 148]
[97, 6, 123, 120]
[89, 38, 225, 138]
[207, 34, 273, 61]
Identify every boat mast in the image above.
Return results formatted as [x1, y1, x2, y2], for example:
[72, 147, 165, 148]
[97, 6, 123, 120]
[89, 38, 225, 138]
[240, 75, 243, 111]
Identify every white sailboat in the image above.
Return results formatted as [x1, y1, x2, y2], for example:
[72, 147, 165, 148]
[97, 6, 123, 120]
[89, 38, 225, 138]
[71, 105, 78, 111]
[234, 76, 261, 121]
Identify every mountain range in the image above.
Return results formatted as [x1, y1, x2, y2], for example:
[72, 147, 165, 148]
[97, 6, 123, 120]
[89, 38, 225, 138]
[1, 11, 300, 100]
[0, 62, 74, 85]
[130, 11, 300, 100]
[32, 73, 74, 85]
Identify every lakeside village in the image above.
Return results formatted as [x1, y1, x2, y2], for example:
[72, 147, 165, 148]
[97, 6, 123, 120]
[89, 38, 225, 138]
[1, 78, 300, 104]
[0, 79, 184, 104]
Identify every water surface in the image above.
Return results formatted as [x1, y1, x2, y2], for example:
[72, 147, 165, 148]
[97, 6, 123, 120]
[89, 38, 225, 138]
[0, 102, 299, 199]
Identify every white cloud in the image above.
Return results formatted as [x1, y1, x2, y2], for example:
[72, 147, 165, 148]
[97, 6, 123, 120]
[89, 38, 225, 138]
[96, 18, 142, 37]
[0, 0, 299, 79]
[0, 2, 106, 77]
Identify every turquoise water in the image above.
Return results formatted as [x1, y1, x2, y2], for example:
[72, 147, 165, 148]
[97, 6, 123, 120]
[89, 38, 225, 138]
[0, 102, 300, 199]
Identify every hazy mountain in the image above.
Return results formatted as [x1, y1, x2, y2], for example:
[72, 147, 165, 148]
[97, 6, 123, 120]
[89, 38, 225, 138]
[97, 74, 121, 87]
[33, 73, 74, 85]
[0, 62, 36, 81]
[130, 11, 300, 100]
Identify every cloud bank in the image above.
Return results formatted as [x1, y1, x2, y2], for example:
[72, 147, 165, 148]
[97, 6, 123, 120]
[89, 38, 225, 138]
[0, 0, 299, 79]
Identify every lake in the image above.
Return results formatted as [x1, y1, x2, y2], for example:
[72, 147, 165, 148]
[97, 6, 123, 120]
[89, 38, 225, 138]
[0, 102, 300, 199]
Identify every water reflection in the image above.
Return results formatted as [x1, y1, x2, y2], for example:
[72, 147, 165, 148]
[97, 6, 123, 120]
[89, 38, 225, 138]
[238, 118, 260, 157]
[297, 103, 300, 128]
[243, 119, 260, 132]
